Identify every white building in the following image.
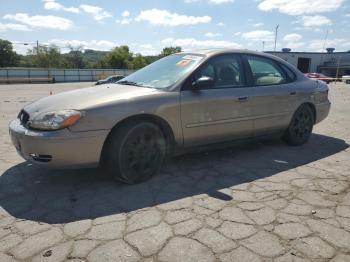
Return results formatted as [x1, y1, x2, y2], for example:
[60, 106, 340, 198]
[266, 48, 350, 78]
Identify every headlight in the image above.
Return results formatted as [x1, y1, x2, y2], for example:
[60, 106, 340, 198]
[28, 110, 83, 130]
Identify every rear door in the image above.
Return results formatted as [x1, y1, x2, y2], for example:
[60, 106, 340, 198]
[180, 54, 254, 146]
[243, 55, 297, 135]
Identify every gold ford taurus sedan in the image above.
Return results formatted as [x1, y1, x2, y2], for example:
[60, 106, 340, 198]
[9, 49, 331, 183]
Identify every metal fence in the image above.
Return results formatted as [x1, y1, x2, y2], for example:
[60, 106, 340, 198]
[0, 68, 135, 83]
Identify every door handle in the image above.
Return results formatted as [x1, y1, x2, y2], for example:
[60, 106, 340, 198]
[290, 92, 297, 96]
[237, 97, 248, 102]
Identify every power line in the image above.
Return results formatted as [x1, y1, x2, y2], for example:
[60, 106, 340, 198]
[11, 41, 78, 50]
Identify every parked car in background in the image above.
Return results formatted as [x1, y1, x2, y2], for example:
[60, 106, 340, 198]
[305, 73, 333, 84]
[95, 75, 124, 85]
[10, 49, 331, 184]
[342, 75, 350, 84]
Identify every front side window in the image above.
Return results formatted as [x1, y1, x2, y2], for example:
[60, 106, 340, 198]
[246, 56, 287, 86]
[280, 63, 297, 82]
[193, 55, 244, 89]
[118, 54, 204, 89]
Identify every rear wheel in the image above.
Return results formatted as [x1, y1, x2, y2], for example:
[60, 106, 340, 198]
[283, 105, 314, 146]
[105, 121, 166, 184]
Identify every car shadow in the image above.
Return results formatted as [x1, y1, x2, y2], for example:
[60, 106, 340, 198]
[0, 133, 348, 224]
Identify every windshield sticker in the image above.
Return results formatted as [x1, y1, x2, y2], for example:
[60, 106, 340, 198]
[182, 55, 202, 61]
[176, 59, 191, 67]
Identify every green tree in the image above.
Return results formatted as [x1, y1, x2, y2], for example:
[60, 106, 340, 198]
[160, 46, 182, 57]
[28, 45, 62, 68]
[82, 49, 108, 68]
[64, 45, 85, 68]
[131, 54, 148, 69]
[0, 39, 19, 67]
[103, 45, 133, 69]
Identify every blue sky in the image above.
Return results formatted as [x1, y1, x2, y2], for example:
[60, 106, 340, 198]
[0, 0, 349, 55]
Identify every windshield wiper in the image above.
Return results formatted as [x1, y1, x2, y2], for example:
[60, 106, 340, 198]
[117, 80, 142, 86]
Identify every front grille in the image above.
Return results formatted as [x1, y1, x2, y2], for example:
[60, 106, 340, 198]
[18, 110, 30, 126]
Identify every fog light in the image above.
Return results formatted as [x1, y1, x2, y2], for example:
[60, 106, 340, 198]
[29, 153, 52, 163]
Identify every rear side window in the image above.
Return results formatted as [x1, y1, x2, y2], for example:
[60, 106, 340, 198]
[246, 55, 287, 86]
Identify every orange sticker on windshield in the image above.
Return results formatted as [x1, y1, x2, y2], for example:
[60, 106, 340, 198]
[176, 59, 191, 67]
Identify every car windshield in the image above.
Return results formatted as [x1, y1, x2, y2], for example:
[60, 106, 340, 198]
[117, 53, 204, 89]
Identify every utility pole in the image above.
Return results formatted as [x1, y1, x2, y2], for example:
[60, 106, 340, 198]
[322, 29, 329, 52]
[320, 29, 329, 65]
[274, 24, 279, 52]
[335, 55, 342, 84]
[262, 41, 265, 51]
[36, 40, 39, 55]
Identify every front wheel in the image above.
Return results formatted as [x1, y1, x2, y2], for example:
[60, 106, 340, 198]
[104, 121, 166, 184]
[283, 105, 314, 146]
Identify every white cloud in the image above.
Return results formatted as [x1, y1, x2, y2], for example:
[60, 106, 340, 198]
[116, 11, 131, 24]
[133, 44, 159, 56]
[185, 0, 234, 4]
[47, 39, 117, 51]
[161, 38, 242, 49]
[301, 15, 332, 27]
[122, 11, 130, 17]
[205, 32, 222, 38]
[283, 33, 302, 42]
[234, 32, 241, 36]
[80, 4, 112, 21]
[258, 0, 344, 16]
[283, 42, 305, 49]
[253, 23, 264, 27]
[308, 38, 348, 51]
[209, 0, 234, 3]
[241, 30, 275, 41]
[217, 22, 225, 26]
[3, 13, 73, 30]
[135, 9, 211, 26]
[11, 40, 36, 54]
[116, 19, 131, 25]
[42, 1, 112, 22]
[0, 23, 31, 32]
[12, 39, 157, 55]
[283, 33, 305, 49]
[43, 0, 79, 13]
[138, 44, 153, 49]
[48, 40, 160, 56]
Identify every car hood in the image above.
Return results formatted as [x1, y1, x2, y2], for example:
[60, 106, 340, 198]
[24, 84, 159, 116]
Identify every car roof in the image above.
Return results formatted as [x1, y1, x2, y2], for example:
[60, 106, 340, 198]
[179, 48, 271, 57]
[173, 48, 305, 80]
[177, 49, 288, 64]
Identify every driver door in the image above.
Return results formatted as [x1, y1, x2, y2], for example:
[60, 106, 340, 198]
[180, 54, 254, 147]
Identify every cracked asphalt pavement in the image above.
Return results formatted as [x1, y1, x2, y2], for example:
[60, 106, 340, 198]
[0, 82, 350, 262]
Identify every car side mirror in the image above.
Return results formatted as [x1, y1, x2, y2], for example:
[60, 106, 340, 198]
[192, 76, 214, 90]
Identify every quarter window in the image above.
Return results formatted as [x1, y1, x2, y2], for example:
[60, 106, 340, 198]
[194, 55, 244, 89]
[246, 56, 287, 86]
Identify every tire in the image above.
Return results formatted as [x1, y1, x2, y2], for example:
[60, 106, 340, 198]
[104, 121, 166, 184]
[283, 105, 314, 146]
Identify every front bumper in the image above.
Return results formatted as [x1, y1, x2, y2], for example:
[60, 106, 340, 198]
[315, 101, 331, 124]
[9, 119, 109, 168]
